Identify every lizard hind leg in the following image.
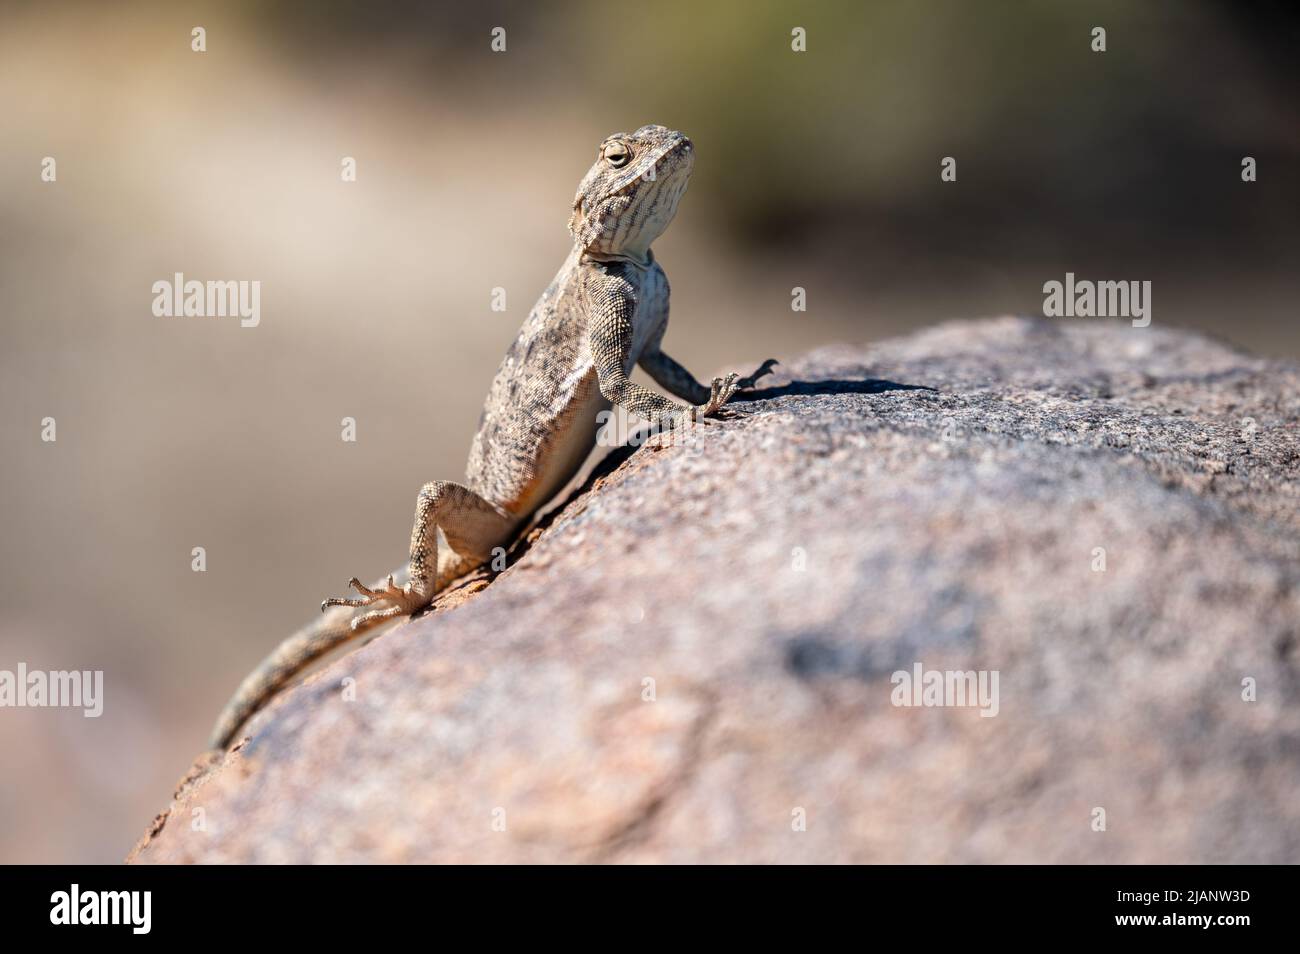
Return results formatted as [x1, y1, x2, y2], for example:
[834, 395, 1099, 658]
[321, 480, 516, 629]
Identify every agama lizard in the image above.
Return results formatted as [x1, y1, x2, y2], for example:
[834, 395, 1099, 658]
[209, 124, 776, 749]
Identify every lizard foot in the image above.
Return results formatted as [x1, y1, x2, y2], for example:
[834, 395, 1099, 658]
[321, 575, 430, 630]
[736, 358, 779, 391]
[686, 360, 780, 424]
[695, 372, 743, 420]
[668, 374, 741, 429]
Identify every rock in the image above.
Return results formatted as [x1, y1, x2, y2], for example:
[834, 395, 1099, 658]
[128, 317, 1300, 864]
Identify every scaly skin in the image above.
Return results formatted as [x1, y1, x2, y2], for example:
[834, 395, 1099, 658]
[209, 125, 776, 749]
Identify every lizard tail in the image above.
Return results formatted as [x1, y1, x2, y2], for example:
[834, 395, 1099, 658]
[207, 565, 410, 751]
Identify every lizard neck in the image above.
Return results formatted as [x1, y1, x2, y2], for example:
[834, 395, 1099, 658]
[580, 246, 655, 270]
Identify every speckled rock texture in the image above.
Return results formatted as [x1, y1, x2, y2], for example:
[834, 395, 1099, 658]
[129, 317, 1300, 864]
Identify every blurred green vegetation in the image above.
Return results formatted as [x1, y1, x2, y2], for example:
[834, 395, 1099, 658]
[257, 0, 1297, 262]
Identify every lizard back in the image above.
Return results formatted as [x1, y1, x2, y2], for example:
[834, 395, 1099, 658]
[465, 248, 669, 520]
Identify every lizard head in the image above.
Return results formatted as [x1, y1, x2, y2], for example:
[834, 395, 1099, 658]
[568, 124, 694, 260]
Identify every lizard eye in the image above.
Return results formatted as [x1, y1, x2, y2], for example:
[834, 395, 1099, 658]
[602, 142, 631, 167]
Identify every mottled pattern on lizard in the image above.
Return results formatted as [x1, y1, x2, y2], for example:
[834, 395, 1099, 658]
[209, 125, 776, 749]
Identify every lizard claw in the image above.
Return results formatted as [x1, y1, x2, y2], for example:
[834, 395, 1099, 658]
[668, 361, 777, 430]
[736, 359, 779, 391]
[322, 574, 429, 629]
[703, 372, 741, 416]
[674, 372, 744, 427]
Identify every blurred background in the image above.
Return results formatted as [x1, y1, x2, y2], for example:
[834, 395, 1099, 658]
[0, 0, 1296, 862]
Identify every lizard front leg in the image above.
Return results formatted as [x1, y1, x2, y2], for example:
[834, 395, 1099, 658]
[323, 480, 514, 628]
[639, 348, 778, 404]
[589, 280, 773, 426]
[585, 282, 684, 428]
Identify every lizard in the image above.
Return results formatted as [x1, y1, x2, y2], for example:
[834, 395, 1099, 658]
[208, 124, 777, 750]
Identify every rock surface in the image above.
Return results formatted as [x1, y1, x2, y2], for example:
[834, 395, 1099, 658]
[130, 317, 1300, 864]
